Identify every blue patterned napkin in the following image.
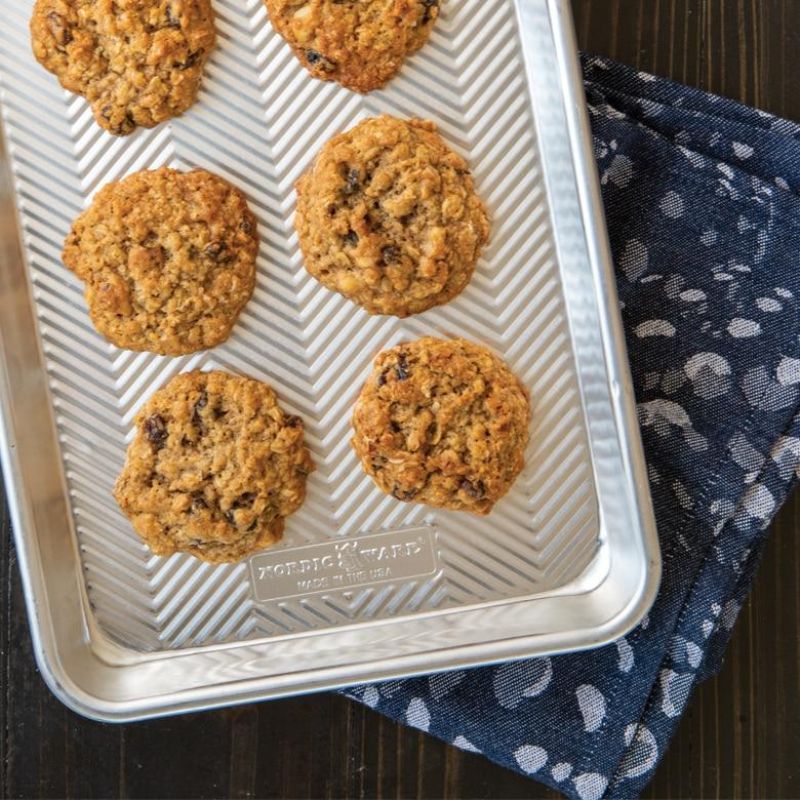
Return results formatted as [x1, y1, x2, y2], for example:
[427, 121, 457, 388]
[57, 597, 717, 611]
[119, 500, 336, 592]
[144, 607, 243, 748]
[341, 55, 800, 799]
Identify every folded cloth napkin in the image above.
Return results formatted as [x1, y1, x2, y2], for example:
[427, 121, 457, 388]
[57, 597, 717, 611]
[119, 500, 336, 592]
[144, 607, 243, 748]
[341, 55, 800, 799]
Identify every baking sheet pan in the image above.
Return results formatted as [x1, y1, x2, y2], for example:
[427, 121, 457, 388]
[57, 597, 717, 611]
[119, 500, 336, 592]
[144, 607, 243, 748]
[0, 0, 660, 720]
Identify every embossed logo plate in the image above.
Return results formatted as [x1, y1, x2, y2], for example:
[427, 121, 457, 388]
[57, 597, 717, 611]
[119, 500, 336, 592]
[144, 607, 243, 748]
[249, 527, 439, 602]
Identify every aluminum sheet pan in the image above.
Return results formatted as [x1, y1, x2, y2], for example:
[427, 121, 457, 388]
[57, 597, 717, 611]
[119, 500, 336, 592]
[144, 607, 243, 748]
[0, 0, 660, 720]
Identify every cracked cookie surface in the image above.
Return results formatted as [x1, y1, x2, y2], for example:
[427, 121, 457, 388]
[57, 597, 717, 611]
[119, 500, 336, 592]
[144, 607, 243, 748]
[296, 115, 489, 317]
[265, 0, 439, 93]
[114, 370, 315, 563]
[352, 337, 530, 515]
[30, 0, 215, 135]
[63, 167, 258, 355]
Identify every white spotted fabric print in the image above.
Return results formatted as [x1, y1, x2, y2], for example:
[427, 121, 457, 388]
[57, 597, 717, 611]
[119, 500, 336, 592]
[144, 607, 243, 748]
[344, 55, 800, 799]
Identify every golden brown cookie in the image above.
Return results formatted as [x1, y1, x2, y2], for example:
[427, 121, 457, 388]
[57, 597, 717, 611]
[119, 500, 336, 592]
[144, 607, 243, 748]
[352, 337, 530, 515]
[30, 0, 216, 135]
[296, 116, 489, 317]
[264, 0, 439, 93]
[114, 370, 315, 563]
[63, 167, 258, 355]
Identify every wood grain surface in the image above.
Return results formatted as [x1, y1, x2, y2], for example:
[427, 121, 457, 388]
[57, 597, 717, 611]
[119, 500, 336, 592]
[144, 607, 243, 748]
[2, 2, 800, 798]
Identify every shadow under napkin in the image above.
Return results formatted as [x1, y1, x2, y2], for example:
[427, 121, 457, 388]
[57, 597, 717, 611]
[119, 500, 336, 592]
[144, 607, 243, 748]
[341, 54, 800, 800]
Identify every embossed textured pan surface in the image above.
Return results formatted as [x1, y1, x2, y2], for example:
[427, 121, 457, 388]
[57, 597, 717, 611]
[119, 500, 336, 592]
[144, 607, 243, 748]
[0, 0, 660, 720]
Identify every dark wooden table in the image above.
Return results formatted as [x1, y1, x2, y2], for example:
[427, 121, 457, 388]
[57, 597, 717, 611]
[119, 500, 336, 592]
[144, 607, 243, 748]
[3, 2, 800, 798]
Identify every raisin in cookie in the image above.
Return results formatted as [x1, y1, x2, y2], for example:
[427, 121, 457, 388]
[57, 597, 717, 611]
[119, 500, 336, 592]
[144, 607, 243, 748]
[114, 370, 315, 563]
[352, 337, 530, 515]
[265, 0, 439, 93]
[63, 167, 258, 355]
[30, 0, 215, 135]
[296, 116, 489, 317]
